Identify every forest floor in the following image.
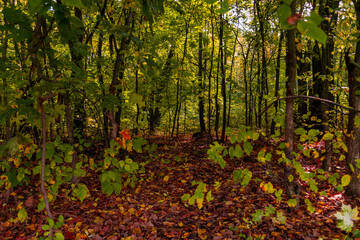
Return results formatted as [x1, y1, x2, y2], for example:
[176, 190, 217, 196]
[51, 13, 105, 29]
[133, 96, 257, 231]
[0, 135, 358, 239]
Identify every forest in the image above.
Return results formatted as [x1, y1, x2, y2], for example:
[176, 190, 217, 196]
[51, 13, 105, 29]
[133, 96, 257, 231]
[1, 0, 360, 239]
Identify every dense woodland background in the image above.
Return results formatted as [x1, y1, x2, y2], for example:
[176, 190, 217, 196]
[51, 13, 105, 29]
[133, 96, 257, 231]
[2, 0, 360, 239]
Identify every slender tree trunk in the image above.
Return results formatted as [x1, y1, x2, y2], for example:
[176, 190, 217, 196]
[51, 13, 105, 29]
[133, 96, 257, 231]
[108, 9, 133, 139]
[214, 48, 220, 140]
[284, 0, 298, 201]
[227, 34, 237, 127]
[198, 32, 206, 133]
[172, 24, 188, 137]
[208, 13, 215, 135]
[271, 32, 284, 134]
[220, 15, 226, 142]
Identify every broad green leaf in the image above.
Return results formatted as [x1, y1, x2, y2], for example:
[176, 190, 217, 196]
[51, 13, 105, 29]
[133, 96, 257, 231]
[322, 132, 334, 141]
[18, 207, 27, 222]
[306, 12, 323, 25]
[61, 0, 85, 8]
[73, 183, 90, 202]
[217, 0, 230, 14]
[278, 4, 292, 27]
[297, 20, 327, 45]
[28, 0, 42, 13]
[54, 232, 65, 240]
[243, 141, 253, 156]
[108, 171, 116, 181]
[234, 145, 244, 159]
[287, 199, 297, 207]
[42, 224, 50, 231]
[341, 174, 351, 186]
[295, 127, 307, 135]
[230, 134, 237, 144]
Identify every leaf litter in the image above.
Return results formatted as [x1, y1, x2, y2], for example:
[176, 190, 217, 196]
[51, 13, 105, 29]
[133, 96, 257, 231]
[0, 135, 355, 239]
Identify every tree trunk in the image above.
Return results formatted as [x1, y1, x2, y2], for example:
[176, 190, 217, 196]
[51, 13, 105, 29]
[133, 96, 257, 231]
[345, 0, 360, 195]
[220, 15, 226, 142]
[271, 31, 284, 134]
[198, 32, 206, 133]
[284, 0, 298, 201]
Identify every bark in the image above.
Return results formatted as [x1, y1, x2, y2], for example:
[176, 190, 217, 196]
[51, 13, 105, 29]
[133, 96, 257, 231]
[108, 9, 133, 139]
[208, 13, 215, 135]
[271, 31, 284, 134]
[284, 0, 298, 201]
[198, 32, 206, 133]
[345, 0, 360, 195]
[172, 23, 188, 137]
[220, 15, 226, 142]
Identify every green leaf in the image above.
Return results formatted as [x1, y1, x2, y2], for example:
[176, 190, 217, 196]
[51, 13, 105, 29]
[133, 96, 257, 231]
[181, 194, 190, 202]
[341, 174, 351, 187]
[48, 218, 55, 227]
[322, 132, 334, 141]
[61, 0, 85, 8]
[355, 116, 360, 128]
[28, 0, 42, 13]
[243, 141, 253, 156]
[217, 0, 230, 14]
[295, 127, 307, 135]
[42, 224, 50, 231]
[287, 199, 297, 207]
[18, 207, 27, 222]
[108, 171, 116, 181]
[206, 191, 214, 202]
[278, 4, 292, 27]
[252, 209, 264, 223]
[297, 20, 327, 45]
[203, 0, 217, 4]
[306, 12, 323, 25]
[305, 199, 315, 214]
[234, 145, 244, 159]
[38, 200, 45, 211]
[54, 232, 65, 240]
[230, 133, 237, 144]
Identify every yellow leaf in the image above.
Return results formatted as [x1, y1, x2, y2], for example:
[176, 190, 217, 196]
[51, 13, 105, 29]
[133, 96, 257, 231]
[1, 175, 8, 181]
[296, 43, 303, 52]
[163, 175, 170, 182]
[178, 222, 183, 227]
[24, 146, 31, 155]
